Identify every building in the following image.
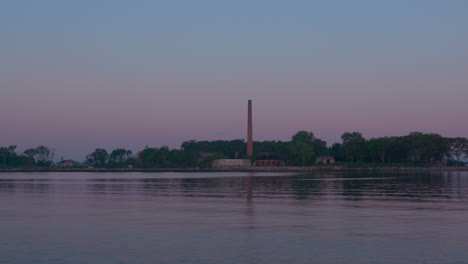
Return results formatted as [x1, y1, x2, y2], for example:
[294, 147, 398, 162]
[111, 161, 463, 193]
[254, 154, 285, 167]
[315, 156, 335, 165]
[254, 160, 285, 167]
[212, 159, 252, 168]
[56, 160, 82, 167]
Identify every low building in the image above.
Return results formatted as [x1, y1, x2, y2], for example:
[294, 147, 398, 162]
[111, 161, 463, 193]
[254, 154, 285, 167]
[56, 160, 82, 167]
[254, 160, 285, 167]
[315, 156, 335, 165]
[212, 159, 251, 168]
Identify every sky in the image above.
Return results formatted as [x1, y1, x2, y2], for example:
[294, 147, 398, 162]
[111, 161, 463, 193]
[1, 0, 468, 161]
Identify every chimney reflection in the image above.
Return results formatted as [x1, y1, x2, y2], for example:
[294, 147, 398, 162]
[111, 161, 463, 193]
[247, 174, 253, 201]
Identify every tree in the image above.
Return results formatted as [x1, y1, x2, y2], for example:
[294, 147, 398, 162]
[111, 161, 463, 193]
[139, 146, 170, 167]
[35, 146, 55, 166]
[23, 146, 54, 166]
[368, 137, 393, 163]
[329, 143, 343, 161]
[449, 137, 468, 165]
[23, 148, 37, 160]
[292, 131, 315, 143]
[181, 139, 246, 159]
[109, 148, 133, 167]
[340, 132, 367, 162]
[0, 146, 17, 167]
[404, 132, 449, 165]
[292, 131, 328, 156]
[138, 147, 173, 168]
[158, 146, 170, 164]
[289, 141, 316, 166]
[86, 149, 109, 167]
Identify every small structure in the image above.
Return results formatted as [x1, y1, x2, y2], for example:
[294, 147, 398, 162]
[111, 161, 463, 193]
[315, 156, 335, 165]
[212, 159, 252, 168]
[56, 160, 82, 167]
[254, 160, 285, 167]
[254, 154, 285, 167]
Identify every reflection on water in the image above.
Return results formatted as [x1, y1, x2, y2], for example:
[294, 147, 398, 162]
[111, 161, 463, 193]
[3, 171, 468, 202]
[1, 171, 468, 264]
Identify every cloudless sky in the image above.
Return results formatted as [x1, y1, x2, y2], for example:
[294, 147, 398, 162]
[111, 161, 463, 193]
[1, 0, 468, 161]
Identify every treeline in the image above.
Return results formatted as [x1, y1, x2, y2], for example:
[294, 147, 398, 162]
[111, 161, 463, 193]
[332, 132, 467, 166]
[0, 146, 55, 167]
[1, 131, 467, 168]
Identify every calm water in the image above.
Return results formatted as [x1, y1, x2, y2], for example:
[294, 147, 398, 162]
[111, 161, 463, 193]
[1, 171, 468, 264]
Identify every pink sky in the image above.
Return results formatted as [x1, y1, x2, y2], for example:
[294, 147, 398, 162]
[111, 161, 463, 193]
[1, 1, 468, 160]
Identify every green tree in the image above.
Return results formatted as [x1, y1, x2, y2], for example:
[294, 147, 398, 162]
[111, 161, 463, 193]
[23, 146, 54, 166]
[340, 132, 367, 162]
[289, 141, 316, 166]
[292, 131, 327, 156]
[449, 137, 468, 165]
[23, 148, 37, 160]
[181, 139, 246, 159]
[109, 148, 133, 167]
[368, 137, 393, 163]
[404, 132, 449, 164]
[138, 147, 172, 168]
[139, 148, 158, 167]
[0, 146, 17, 167]
[86, 149, 109, 167]
[35, 146, 55, 166]
[329, 143, 343, 161]
[292, 131, 315, 143]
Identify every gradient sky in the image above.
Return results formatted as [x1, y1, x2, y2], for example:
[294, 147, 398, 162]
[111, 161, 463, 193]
[1, 0, 468, 161]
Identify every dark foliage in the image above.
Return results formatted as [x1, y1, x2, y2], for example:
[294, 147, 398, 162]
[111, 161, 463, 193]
[2, 131, 467, 168]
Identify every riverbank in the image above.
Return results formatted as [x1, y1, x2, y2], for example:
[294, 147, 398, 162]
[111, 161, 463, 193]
[1, 166, 468, 173]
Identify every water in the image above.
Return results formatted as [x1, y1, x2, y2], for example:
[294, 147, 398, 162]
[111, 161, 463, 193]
[1, 171, 468, 264]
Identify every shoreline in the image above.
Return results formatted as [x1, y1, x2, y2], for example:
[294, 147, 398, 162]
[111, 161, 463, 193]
[1, 166, 468, 173]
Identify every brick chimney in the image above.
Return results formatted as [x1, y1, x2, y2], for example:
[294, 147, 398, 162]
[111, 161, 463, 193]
[247, 100, 253, 158]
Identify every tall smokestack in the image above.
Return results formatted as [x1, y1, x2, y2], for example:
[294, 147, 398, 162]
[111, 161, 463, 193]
[247, 100, 253, 158]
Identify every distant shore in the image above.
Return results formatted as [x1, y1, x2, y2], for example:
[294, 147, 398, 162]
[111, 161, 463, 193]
[1, 166, 468, 173]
